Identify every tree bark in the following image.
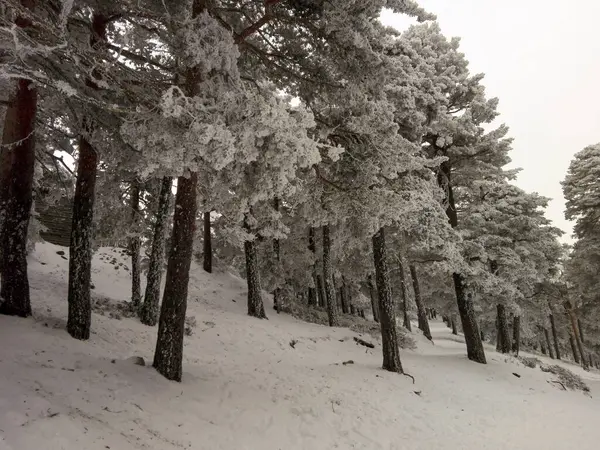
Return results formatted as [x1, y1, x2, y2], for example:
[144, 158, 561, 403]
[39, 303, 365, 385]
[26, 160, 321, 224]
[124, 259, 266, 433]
[368, 275, 379, 322]
[140, 176, 172, 326]
[451, 316, 458, 335]
[307, 227, 317, 307]
[245, 238, 266, 318]
[272, 197, 280, 312]
[512, 315, 520, 355]
[0, 76, 37, 318]
[203, 211, 212, 273]
[397, 256, 412, 331]
[549, 313, 561, 360]
[564, 301, 587, 369]
[578, 318, 584, 344]
[316, 274, 325, 308]
[569, 334, 579, 363]
[372, 227, 403, 373]
[322, 225, 339, 326]
[129, 178, 142, 311]
[67, 13, 110, 339]
[544, 327, 554, 359]
[409, 264, 431, 340]
[438, 161, 486, 363]
[496, 304, 511, 353]
[453, 274, 486, 363]
[153, 173, 198, 381]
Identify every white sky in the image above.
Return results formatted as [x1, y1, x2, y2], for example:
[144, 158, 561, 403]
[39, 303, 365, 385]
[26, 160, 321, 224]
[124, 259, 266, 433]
[381, 0, 600, 242]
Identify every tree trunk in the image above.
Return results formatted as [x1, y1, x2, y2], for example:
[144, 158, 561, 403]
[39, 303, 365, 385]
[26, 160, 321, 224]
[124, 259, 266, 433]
[307, 227, 317, 307]
[129, 178, 142, 311]
[316, 274, 325, 308]
[0, 76, 37, 318]
[272, 197, 280, 313]
[512, 315, 521, 355]
[368, 275, 379, 322]
[322, 225, 339, 326]
[397, 256, 411, 331]
[67, 132, 98, 340]
[245, 233, 266, 319]
[439, 161, 485, 363]
[569, 334, 580, 363]
[140, 176, 172, 326]
[544, 327, 554, 359]
[540, 341, 547, 355]
[67, 13, 109, 339]
[564, 301, 587, 369]
[203, 211, 212, 273]
[496, 304, 511, 353]
[578, 318, 584, 344]
[549, 313, 561, 360]
[153, 173, 198, 381]
[451, 316, 458, 335]
[372, 227, 403, 373]
[409, 264, 432, 340]
[453, 274, 486, 363]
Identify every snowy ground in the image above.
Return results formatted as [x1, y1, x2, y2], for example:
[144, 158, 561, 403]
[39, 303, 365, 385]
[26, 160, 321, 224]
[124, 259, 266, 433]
[1, 243, 600, 450]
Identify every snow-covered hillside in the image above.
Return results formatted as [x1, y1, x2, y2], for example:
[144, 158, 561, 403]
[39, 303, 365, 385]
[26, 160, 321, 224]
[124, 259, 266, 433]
[1, 243, 600, 450]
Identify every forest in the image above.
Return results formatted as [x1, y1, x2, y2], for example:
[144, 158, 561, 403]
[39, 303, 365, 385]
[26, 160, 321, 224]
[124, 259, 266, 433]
[1, 0, 599, 396]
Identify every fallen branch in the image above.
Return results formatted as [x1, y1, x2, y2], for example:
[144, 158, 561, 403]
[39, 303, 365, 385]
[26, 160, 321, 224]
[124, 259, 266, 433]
[353, 336, 375, 348]
[550, 380, 567, 391]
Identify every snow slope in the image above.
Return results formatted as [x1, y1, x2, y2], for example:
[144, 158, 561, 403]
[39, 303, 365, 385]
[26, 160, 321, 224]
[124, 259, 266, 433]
[1, 242, 600, 450]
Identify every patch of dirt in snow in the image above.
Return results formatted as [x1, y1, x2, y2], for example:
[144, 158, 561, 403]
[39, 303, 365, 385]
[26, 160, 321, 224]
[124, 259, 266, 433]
[1, 242, 600, 449]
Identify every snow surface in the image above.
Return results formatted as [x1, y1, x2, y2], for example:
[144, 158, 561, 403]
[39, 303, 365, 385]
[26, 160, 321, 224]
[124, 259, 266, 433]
[1, 242, 600, 450]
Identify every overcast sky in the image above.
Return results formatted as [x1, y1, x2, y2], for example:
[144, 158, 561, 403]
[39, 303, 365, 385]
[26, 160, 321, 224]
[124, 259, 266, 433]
[381, 0, 600, 242]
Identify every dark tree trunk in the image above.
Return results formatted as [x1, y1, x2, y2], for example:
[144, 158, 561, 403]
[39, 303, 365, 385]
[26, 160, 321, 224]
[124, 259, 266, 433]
[0, 76, 37, 318]
[350, 304, 355, 315]
[544, 327, 554, 359]
[397, 256, 411, 331]
[453, 274, 486, 363]
[540, 341, 547, 355]
[569, 334, 579, 363]
[140, 176, 172, 326]
[316, 274, 325, 308]
[564, 301, 587, 369]
[67, 13, 109, 340]
[129, 178, 142, 311]
[578, 318, 584, 344]
[368, 275, 379, 322]
[272, 197, 280, 313]
[307, 227, 317, 307]
[322, 225, 339, 326]
[438, 161, 485, 363]
[203, 211, 212, 273]
[67, 133, 98, 340]
[409, 264, 432, 341]
[512, 315, 521, 355]
[549, 313, 561, 360]
[153, 173, 198, 381]
[496, 304, 512, 353]
[372, 227, 403, 373]
[245, 236, 266, 319]
[451, 316, 458, 335]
